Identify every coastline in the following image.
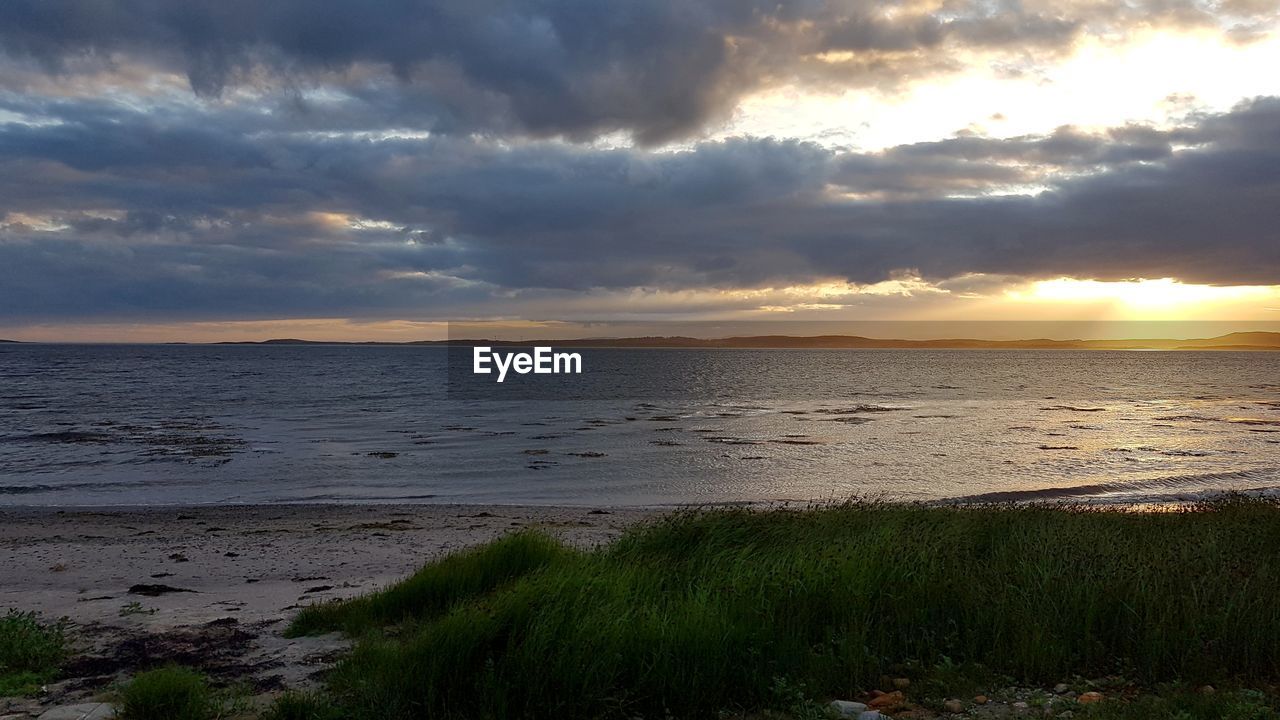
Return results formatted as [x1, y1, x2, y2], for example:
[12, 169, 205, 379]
[1, 503, 655, 628]
[5, 499, 1280, 718]
[0, 503, 655, 716]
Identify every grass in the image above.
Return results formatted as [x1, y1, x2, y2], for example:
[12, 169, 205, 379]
[119, 601, 158, 617]
[115, 666, 223, 720]
[0, 609, 68, 697]
[289, 530, 570, 636]
[287, 496, 1280, 719]
[1077, 687, 1280, 719]
[261, 691, 348, 720]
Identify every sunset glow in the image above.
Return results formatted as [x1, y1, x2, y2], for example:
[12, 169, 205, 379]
[1009, 278, 1280, 317]
[7, 6, 1280, 712]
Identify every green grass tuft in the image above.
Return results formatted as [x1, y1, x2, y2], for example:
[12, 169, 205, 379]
[0, 609, 68, 697]
[297, 497, 1280, 719]
[0, 670, 46, 698]
[287, 529, 572, 636]
[1078, 688, 1280, 719]
[115, 666, 219, 720]
[261, 691, 347, 720]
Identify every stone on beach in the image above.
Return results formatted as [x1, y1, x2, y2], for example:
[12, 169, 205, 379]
[829, 700, 869, 716]
[868, 690, 905, 710]
[127, 583, 196, 596]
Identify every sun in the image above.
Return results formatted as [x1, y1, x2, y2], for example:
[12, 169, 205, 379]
[1006, 277, 1280, 318]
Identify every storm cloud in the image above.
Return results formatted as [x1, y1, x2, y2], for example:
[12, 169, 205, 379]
[0, 0, 1272, 143]
[0, 0, 1278, 326]
[1, 90, 1279, 322]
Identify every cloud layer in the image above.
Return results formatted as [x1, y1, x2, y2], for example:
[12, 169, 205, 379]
[1, 0, 1278, 325]
[2, 0, 1273, 143]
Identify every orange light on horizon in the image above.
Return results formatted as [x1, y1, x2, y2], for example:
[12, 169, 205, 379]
[1006, 278, 1280, 318]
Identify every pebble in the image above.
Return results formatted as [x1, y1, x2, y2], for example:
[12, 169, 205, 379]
[943, 698, 965, 713]
[829, 700, 869, 717]
[892, 677, 911, 689]
[1013, 700, 1030, 711]
[1078, 691, 1104, 704]
[868, 691, 905, 710]
[1054, 683, 1070, 694]
[974, 695, 989, 704]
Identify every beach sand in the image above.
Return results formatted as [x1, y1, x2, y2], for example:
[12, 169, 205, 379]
[0, 503, 655, 715]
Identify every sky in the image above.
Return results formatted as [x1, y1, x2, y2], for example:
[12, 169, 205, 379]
[1, 0, 1279, 342]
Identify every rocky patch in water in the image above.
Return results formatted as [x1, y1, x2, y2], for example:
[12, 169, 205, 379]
[11, 418, 248, 464]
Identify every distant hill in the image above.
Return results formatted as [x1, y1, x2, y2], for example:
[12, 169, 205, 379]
[224, 331, 1280, 350]
[1166, 332, 1280, 349]
[0, 339, 22, 343]
[217, 338, 402, 345]
[221, 338, 323, 345]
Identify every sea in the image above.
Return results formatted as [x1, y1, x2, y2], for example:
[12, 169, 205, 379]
[2, 343, 1279, 507]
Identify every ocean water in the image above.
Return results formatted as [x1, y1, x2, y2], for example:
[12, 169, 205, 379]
[1, 344, 1279, 507]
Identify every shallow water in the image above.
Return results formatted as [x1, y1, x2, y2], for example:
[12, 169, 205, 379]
[2, 344, 1278, 506]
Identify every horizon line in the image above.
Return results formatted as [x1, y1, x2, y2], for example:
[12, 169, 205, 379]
[6, 330, 1280, 350]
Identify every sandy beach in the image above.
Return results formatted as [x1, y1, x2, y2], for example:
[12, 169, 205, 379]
[0, 503, 655, 716]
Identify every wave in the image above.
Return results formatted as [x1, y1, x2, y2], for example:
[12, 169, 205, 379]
[3, 430, 113, 444]
[0, 479, 156, 495]
[287, 492, 440, 502]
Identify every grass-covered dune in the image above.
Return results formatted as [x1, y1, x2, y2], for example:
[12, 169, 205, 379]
[288, 497, 1280, 719]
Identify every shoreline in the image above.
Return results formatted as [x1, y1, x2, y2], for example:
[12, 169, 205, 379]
[4, 499, 1279, 718]
[1, 503, 656, 628]
[0, 503, 656, 716]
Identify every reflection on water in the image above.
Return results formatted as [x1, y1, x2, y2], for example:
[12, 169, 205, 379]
[1, 344, 1278, 506]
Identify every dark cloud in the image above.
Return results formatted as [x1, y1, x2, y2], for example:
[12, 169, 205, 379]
[0, 0, 780, 143]
[1, 93, 1278, 321]
[830, 125, 1178, 195]
[0, 0, 1270, 144]
[820, 3, 1082, 53]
